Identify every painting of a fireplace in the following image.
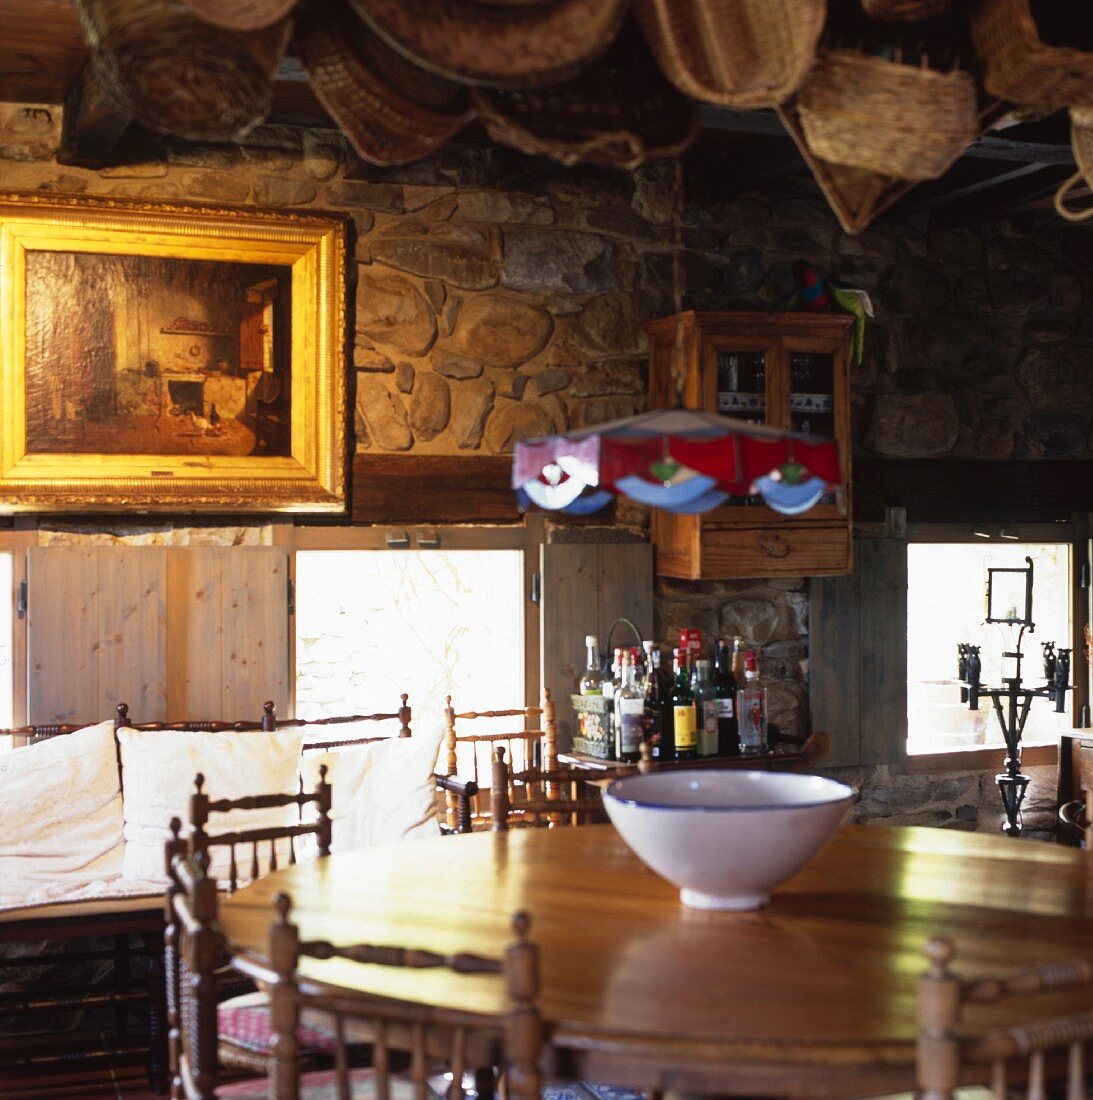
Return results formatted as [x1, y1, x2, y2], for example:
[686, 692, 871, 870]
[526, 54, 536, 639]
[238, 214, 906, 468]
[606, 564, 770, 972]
[24, 252, 292, 458]
[0, 193, 347, 514]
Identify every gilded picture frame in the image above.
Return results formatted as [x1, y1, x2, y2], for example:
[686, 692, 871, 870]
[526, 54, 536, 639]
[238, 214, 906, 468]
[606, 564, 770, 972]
[0, 192, 348, 513]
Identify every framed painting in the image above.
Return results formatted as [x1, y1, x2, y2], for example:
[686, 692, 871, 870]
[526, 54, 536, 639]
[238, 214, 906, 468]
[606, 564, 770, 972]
[0, 193, 348, 513]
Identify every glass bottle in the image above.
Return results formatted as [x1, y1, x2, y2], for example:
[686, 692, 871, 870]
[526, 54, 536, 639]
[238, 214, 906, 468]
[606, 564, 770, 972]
[615, 652, 644, 763]
[694, 659, 718, 757]
[672, 647, 697, 760]
[737, 650, 768, 755]
[579, 635, 604, 696]
[713, 639, 739, 756]
[643, 647, 671, 761]
[731, 635, 746, 683]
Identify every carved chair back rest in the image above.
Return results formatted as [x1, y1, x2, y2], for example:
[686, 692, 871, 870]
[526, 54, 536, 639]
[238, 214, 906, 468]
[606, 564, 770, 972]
[260, 893, 542, 1100]
[270, 693, 414, 749]
[165, 839, 222, 1100]
[917, 937, 1093, 1100]
[1058, 796, 1091, 848]
[188, 767, 332, 892]
[443, 689, 559, 830]
[490, 746, 604, 831]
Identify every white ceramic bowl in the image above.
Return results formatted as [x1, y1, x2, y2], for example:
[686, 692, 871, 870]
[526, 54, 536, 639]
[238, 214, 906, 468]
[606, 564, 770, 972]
[603, 770, 855, 910]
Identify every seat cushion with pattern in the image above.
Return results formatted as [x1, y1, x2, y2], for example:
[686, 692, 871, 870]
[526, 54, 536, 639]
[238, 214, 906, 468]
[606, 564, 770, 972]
[218, 1067, 443, 1099]
[218, 991, 337, 1060]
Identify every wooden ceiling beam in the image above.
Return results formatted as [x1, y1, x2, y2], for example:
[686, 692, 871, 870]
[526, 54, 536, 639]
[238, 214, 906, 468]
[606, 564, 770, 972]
[57, 61, 133, 170]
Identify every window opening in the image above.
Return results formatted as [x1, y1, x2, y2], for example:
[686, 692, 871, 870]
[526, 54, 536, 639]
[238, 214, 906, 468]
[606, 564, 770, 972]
[907, 541, 1071, 756]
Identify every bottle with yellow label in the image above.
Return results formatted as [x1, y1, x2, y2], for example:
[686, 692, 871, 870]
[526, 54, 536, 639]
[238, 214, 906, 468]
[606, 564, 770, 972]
[671, 646, 697, 760]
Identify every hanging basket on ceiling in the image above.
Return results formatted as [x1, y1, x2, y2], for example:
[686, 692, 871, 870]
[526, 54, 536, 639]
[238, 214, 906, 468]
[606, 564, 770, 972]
[861, 0, 950, 20]
[793, 46, 978, 180]
[971, 0, 1093, 110]
[182, 0, 296, 31]
[73, 0, 290, 141]
[295, 0, 473, 166]
[350, 0, 630, 87]
[1055, 108, 1093, 222]
[472, 18, 699, 169]
[634, 0, 826, 109]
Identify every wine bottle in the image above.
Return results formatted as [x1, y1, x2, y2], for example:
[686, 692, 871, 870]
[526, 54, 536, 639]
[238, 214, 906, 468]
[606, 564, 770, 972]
[643, 647, 670, 761]
[615, 652, 644, 763]
[672, 647, 697, 760]
[737, 650, 768, 755]
[694, 659, 718, 757]
[579, 635, 604, 696]
[713, 639, 739, 756]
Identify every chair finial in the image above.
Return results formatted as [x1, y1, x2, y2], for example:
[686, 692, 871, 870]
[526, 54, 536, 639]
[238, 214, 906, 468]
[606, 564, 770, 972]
[194, 772, 205, 793]
[169, 816, 182, 838]
[512, 910, 531, 940]
[274, 892, 292, 922]
[924, 937, 954, 976]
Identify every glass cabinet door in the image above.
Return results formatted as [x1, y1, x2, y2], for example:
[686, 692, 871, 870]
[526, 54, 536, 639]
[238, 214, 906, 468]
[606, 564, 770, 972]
[789, 351, 835, 437]
[716, 349, 766, 425]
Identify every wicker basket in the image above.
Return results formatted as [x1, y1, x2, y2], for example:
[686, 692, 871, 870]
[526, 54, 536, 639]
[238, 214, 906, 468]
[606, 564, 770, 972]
[183, 0, 297, 31]
[296, 0, 472, 166]
[795, 48, 977, 181]
[636, 0, 825, 108]
[971, 0, 1093, 109]
[472, 18, 698, 168]
[861, 0, 949, 19]
[74, 0, 289, 141]
[1055, 108, 1093, 221]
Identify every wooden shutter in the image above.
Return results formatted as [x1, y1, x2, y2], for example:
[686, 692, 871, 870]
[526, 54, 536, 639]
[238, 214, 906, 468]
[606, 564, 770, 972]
[27, 546, 288, 724]
[540, 542, 653, 750]
[27, 546, 167, 723]
[810, 528, 907, 767]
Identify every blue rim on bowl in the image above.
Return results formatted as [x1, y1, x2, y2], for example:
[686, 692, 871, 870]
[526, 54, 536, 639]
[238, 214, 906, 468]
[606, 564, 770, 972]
[603, 769, 855, 813]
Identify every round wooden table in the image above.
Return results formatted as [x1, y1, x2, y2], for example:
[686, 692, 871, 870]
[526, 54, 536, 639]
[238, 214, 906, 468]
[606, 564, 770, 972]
[219, 824, 1093, 1098]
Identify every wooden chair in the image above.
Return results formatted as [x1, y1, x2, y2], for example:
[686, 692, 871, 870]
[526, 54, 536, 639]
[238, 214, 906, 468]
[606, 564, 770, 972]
[189, 768, 332, 893]
[1057, 789, 1093, 848]
[917, 937, 1093, 1099]
[222, 893, 542, 1100]
[490, 746, 605, 831]
[442, 689, 559, 831]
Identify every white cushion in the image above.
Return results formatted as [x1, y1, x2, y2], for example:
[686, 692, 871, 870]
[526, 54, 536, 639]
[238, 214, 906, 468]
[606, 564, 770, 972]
[299, 725, 443, 851]
[0, 721, 124, 906]
[117, 728, 305, 883]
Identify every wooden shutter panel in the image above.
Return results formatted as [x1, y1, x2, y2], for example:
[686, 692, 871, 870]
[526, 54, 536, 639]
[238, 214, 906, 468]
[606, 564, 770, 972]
[541, 542, 653, 751]
[27, 546, 167, 723]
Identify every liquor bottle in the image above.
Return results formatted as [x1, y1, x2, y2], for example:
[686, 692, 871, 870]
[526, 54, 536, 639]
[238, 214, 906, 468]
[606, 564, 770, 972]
[615, 652, 644, 763]
[736, 650, 767, 755]
[607, 647, 624, 704]
[732, 635, 746, 683]
[713, 639, 739, 756]
[694, 659, 718, 757]
[643, 647, 671, 761]
[641, 640, 656, 691]
[671, 647, 697, 760]
[579, 635, 604, 696]
[688, 629, 703, 684]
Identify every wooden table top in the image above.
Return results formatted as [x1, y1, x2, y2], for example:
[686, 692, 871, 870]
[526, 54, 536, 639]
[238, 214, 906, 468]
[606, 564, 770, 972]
[219, 824, 1093, 1095]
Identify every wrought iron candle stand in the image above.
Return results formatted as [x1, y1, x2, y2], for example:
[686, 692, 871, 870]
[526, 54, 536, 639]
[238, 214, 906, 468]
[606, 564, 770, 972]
[957, 556, 1071, 837]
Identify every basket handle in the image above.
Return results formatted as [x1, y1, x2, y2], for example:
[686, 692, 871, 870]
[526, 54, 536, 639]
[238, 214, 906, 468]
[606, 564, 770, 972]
[1054, 171, 1093, 222]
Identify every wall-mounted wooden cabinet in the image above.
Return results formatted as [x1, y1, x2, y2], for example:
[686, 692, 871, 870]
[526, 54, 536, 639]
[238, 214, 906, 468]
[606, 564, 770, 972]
[647, 310, 853, 580]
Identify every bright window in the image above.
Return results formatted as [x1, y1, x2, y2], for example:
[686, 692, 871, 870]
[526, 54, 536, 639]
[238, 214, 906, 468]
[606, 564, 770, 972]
[907, 542, 1071, 756]
[295, 549, 525, 744]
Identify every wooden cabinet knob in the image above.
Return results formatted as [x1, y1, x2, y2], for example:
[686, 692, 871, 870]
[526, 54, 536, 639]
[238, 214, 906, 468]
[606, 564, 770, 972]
[760, 538, 792, 559]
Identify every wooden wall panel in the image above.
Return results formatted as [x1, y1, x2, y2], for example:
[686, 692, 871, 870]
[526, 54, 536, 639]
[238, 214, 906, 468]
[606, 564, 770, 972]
[221, 547, 288, 719]
[859, 536, 907, 766]
[166, 548, 222, 721]
[541, 541, 653, 750]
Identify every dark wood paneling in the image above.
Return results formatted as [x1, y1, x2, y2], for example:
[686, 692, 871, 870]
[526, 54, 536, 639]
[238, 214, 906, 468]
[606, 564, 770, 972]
[351, 454, 521, 525]
[856, 458, 1093, 524]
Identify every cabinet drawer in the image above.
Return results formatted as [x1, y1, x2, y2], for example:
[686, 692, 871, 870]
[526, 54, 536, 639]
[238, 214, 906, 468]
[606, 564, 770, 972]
[701, 524, 851, 578]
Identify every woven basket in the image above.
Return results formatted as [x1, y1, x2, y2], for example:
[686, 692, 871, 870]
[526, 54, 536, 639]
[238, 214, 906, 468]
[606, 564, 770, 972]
[352, 0, 629, 88]
[183, 0, 297, 31]
[472, 17, 698, 167]
[1055, 108, 1093, 221]
[636, 0, 825, 108]
[971, 0, 1093, 109]
[74, 0, 288, 140]
[296, 0, 472, 166]
[795, 48, 977, 180]
[778, 102, 915, 233]
[862, 0, 949, 19]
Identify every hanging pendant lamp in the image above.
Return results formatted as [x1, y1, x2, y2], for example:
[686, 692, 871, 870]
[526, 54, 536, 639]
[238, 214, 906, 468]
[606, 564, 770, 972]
[512, 408, 840, 516]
